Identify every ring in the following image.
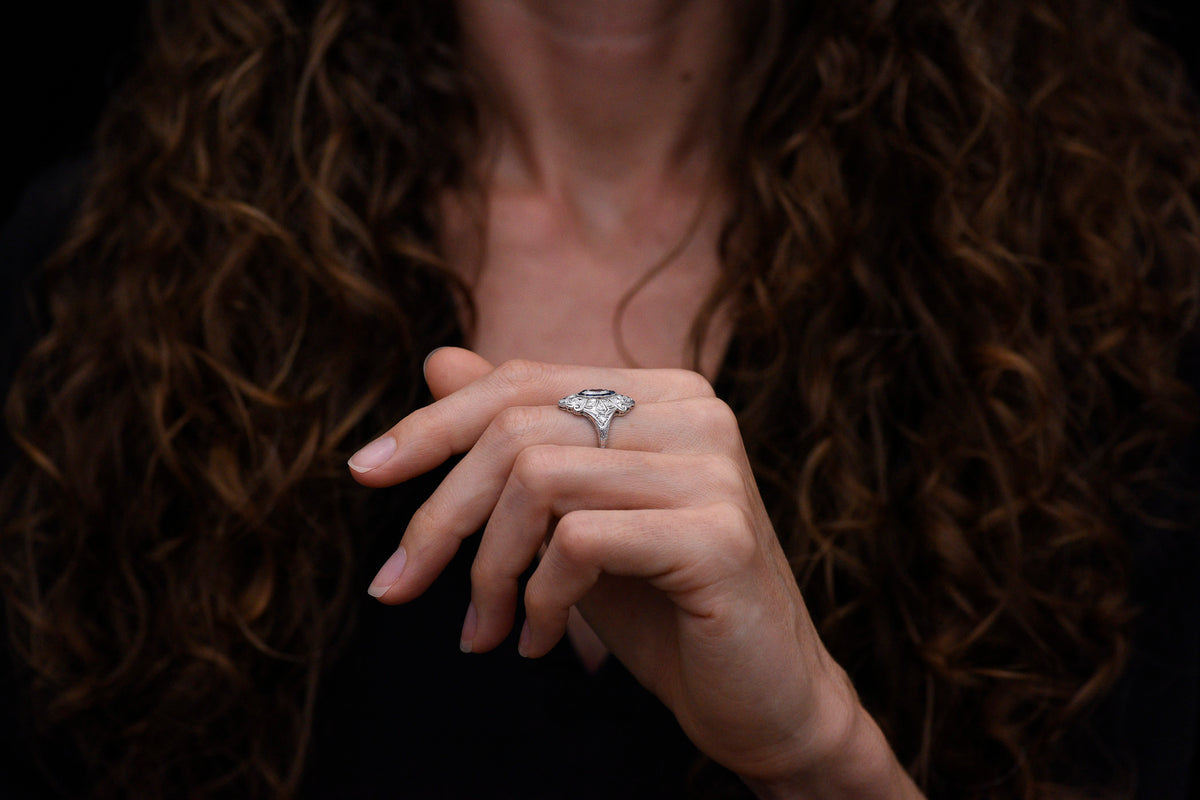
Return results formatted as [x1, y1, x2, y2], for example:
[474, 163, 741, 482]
[558, 389, 635, 448]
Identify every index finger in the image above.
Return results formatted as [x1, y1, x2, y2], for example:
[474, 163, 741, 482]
[348, 357, 715, 487]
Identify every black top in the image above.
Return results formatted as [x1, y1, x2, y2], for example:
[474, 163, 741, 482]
[0, 165, 1197, 799]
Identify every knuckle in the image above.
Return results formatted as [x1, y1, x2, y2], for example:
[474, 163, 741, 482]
[469, 554, 498, 589]
[494, 358, 550, 389]
[407, 500, 439, 532]
[668, 368, 716, 398]
[692, 396, 740, 434]
[522, 579, 553, 620]
[701, 452, 745, 497]
[510, 445, 561, 492]
[491, 404, 544, 443]
[708, 500, 758, 563]
[553, 511, 598, 563]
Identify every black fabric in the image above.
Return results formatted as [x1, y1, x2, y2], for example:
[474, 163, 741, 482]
[0, 164, 1197, 798]
[306, 497, 699, 799]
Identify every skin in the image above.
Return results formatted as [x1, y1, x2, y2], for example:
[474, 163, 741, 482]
[349, 2, 926, 797]
[439, 0, 734, 376]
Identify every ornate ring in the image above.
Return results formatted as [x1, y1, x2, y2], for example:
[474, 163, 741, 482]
[557, 389, 635, 448]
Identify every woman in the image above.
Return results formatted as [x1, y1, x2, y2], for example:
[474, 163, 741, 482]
[2, 0, 1197, 797]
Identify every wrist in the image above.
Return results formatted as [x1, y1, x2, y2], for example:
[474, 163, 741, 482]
[741, 664, 924, 800]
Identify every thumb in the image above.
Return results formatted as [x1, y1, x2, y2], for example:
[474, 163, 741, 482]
[423, 346, 495, 399]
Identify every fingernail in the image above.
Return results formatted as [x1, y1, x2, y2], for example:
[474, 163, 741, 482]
[517, 620, 532, 658]
[422, 347, 446, 378]
[367, 546, 407, 597]
[348, 435, 397, 473]
[459, 602, 477, 653]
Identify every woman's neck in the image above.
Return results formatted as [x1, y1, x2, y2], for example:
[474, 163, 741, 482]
[454, 0, 737, 226]
[444, 0, 737, 382]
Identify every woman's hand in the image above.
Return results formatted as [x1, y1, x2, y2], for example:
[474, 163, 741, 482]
[348, 347, 921, 799]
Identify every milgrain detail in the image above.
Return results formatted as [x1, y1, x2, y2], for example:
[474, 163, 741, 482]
[557, 389, 637, 448]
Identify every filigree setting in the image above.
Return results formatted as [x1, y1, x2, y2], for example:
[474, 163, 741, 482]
[557, 389, 636, 448]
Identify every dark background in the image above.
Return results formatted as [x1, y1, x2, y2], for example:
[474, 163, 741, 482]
[2, 1, 1198, 224]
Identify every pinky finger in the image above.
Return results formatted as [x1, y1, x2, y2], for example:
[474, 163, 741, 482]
[520, 506, 723, 658]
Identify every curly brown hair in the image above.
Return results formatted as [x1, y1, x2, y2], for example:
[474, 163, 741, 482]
[3, 0, 1198, 797]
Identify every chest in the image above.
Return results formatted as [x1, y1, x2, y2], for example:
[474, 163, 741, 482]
[445, 193, 730, 376]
